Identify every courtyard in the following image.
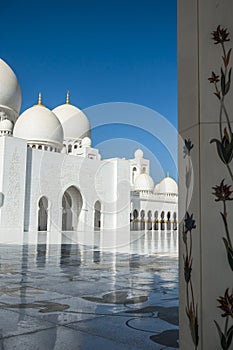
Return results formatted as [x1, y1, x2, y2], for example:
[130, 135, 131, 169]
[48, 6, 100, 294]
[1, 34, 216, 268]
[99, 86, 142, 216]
[0, 230, 178, 349]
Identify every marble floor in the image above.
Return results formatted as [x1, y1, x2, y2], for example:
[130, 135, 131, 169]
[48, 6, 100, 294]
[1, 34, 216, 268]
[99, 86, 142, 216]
[0, 230, 178, 349]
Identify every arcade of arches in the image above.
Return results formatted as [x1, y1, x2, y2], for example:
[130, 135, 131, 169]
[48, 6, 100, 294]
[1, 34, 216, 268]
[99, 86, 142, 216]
[130, 209, 177, 231]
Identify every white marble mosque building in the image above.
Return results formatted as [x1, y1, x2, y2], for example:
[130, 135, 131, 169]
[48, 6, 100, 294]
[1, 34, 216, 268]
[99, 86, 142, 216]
[0, 58, 178, 239]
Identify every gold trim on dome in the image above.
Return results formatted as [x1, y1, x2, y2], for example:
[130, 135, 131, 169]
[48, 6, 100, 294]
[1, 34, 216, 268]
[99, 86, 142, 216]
[66, 91, 70, 104]
[34, 92, 46, 107]
[38, 92, 42, 105]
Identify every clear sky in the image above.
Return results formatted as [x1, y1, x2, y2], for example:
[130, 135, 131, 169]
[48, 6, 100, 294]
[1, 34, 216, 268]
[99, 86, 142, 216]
[1, 0, 177, 183]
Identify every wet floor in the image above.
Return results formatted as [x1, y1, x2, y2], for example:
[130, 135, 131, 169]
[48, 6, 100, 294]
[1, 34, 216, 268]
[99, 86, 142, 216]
[0, 230, 178, 349]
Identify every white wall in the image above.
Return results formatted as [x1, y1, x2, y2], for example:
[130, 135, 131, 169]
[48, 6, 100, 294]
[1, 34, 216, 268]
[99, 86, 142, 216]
[21, 142, 131, 236]
[0, 136, 27, 242]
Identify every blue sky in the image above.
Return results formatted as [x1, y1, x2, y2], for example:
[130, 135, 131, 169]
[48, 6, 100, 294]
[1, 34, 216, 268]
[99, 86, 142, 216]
[1, 0, 177, 183]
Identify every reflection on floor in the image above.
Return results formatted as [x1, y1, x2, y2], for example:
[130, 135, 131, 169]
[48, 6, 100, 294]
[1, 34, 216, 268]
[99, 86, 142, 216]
[0, 230, 178, 349]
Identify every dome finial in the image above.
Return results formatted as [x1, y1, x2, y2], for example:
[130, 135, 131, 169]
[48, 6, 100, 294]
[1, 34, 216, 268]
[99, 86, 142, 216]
[66, 91, 70, 104]
[134, 148, 144, 159]
[167, 171, 170, 177]
[38, 92, 42, 106]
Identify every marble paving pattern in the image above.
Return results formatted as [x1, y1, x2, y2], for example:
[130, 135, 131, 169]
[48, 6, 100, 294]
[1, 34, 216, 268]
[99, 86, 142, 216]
[0, 230, 178, 349]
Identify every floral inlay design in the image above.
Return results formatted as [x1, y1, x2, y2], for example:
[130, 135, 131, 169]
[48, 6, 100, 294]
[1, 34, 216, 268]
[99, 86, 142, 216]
[182, 139, 199, 349]
[209, 25, 233, 350]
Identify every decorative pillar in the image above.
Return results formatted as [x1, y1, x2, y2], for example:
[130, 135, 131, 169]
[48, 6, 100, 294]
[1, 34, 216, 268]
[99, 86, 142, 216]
[178, 1, 233, 349]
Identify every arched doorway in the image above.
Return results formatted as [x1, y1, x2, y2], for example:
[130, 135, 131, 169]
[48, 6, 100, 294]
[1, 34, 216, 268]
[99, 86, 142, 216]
[62, 186, 83, 231]
[140, 210, 145, 230]
[94, 200, 101, 230]
[132, 209, 139, 231]
[147, 210, 152, 230]
[132, 166, 137, 184]
[167, 211, 171, 230]
[154, 210, 159, 230]
[38, 196, 48, 231]
[160, 211, 165, 230]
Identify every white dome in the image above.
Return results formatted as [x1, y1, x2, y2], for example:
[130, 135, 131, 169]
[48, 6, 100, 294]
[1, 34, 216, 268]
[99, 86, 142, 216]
[134, 173, 154, 192]
[134, 149, 144, 159]
[0, 118, 13, 132]
[13, 104, 64, 149]
[153, 184, 160, 194]
[156, 176, 178, 194]
[82, 136, 92, 147]
[0, 59, 22, 121]
[53, 103, 90, 140]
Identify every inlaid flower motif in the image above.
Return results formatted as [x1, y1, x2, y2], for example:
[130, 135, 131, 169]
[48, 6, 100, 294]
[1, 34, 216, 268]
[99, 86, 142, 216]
[212, 179, 233, 202]
[184, 139, 194, 158]
[217, 288, 233, 318]
[210, 128, 233, 165]
[184, 212, 196, 233]
[212, 25, 230, 45]
[208, 71, 220, 84]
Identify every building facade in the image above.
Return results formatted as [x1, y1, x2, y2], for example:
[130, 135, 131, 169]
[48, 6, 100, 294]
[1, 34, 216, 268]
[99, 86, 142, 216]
[0, 59, 178, 240]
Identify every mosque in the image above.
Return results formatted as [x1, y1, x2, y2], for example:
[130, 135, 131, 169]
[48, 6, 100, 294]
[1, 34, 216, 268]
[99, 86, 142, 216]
[0, 58, 178, 239]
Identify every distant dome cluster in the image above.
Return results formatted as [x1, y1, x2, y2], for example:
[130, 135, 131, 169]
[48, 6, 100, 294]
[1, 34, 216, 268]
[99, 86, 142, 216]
[132, 149, 178, 196]
[154, 175, 178, 196]
[13, 93, 91, 152]
[0, 59, 91, 153]
[134, 172, 177, 195]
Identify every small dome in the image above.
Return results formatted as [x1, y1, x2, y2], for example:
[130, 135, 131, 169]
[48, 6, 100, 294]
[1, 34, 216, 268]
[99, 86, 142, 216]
[153, 184, 160, 194]
[134, 173, 154, 192]
[0, 59, 22, 121]
[0, 118, 13, 132]
[82, 136, 92, 147]
[13, 104, 64, 149]
[156, 175, 178, 194]
[53, 100, 90, 140]
[134, 149, 144, 159]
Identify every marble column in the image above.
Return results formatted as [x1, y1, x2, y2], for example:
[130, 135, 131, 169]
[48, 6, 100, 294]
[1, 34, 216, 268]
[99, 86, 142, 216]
[178, 1, 233, 349]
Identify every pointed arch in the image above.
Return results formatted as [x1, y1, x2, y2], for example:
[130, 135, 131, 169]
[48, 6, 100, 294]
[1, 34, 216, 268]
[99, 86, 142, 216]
[167, 211, 171, 230]
[132, 209, 139, 231]
[62, 186, 83, 231]
[132, 166, 137, 184]
[38, 196, 48, 231]
[160, 211, 165, 230]
[154, 210, 159, 230]
[140, 210, 145, 230]
[147, 210, 152, 230]
[94, 200, 101, 230]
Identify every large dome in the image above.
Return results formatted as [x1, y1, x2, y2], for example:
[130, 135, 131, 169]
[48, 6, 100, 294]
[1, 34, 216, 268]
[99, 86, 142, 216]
[0, 59, 22, 121]
[53, 100, 90, 140]
[13, 103, 64, 150]
[134, 173, 154, 192]
[156, 176, 178, 195]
